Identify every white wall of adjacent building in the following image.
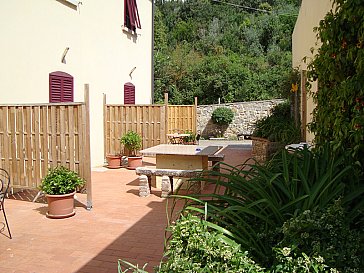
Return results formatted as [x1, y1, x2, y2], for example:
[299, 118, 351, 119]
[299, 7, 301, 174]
[292, 0, 332, 143]
[0, 0, 152, 166]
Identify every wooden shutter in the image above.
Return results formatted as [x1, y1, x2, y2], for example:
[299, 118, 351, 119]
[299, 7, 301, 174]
[124, 82, 135, 104]
[124, 0, 141, 31]
[49, 71, 74, 103]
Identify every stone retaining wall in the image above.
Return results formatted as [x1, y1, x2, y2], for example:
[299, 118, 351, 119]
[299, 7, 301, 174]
[197, 99, 284, 139]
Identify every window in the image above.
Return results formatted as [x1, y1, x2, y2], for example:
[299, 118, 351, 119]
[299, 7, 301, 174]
[49, 71, 74, 103]
[124, 83, 135, 104]
[124, 0, 141, 32]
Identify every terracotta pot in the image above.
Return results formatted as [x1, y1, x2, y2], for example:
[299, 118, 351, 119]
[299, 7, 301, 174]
[106, 155, 121, 169]
[127, 156, 143, 170]
[45, 191, 76, 219]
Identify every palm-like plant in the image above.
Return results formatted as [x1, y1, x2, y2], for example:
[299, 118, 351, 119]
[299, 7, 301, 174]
[171, 144, 363, 266]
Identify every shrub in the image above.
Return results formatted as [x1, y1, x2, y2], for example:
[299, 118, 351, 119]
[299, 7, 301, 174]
[308, 0, 364, 167]
[39, 166, 85, 195]
[278, 200, 362, 272]
[157, 214, 264, 273]
[120, 131, 142, 156]
[253, 102, 301, 144]
[211, 107, 234, 125]
[270, 247, 337, 273]
[174, 144, 363, 267]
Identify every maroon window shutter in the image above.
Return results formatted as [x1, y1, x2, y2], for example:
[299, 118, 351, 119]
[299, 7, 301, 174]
[124, 0, 141, 31]
[49, 71, 74, 103]
[124, 82, 135, 104]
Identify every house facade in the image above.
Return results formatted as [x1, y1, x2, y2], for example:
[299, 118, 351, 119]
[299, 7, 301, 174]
[292, 0, 332, 142]
[0, 0, 153, 166]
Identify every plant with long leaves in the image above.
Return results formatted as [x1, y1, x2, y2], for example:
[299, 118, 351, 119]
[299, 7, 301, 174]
[170, 144, 363, 266]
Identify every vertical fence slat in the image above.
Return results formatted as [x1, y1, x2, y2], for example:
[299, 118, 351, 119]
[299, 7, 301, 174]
[24, 107, 32, 187]
[41, 106, 49, 177]
[68, 106, 75, 169]
[33, 106, 41, 187]
[60, 106, 66, 166]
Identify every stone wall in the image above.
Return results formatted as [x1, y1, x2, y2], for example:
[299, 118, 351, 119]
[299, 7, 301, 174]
[197, 99, 284, 139]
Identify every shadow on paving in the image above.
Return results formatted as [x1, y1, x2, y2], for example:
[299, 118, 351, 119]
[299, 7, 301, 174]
[75, 199, 182, 273]
[75, 144, 253, 273]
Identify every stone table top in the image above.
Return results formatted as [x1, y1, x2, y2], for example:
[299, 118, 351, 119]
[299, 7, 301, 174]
[140, 144, 222, 156]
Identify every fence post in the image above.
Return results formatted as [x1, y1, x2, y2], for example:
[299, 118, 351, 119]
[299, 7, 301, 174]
[103, 93, 107, 161]
[164, 93, 169, 137]
[194, 97, 198, 133]
[84, 85, 92, 210]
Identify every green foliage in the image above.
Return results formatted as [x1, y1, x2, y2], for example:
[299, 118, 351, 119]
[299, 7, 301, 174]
[172, 144, 363, 267]
[278, 200, 362, 272]
[39, 166, 85, 195]
[211, 107, 235, 125]
[120, 131, 142, 156]
[253, 102, 301, 144]
[118, 260, 148, 273]
[181, 130, 196, 144]
[308, 0, 364, 166]
[154, 0, 300, 104]
[157, 214, 265, 273]
[270, 247, 336, 273]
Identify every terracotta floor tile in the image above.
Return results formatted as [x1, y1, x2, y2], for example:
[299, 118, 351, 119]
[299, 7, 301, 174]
[0, 142, 252, 273]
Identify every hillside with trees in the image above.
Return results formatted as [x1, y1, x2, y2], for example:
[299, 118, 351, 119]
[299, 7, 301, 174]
[153, 0, 301, 105]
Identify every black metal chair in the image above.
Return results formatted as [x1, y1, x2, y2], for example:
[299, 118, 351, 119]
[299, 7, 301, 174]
[0, 168, 12, 239]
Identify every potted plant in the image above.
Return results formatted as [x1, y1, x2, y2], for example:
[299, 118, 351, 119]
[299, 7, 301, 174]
[120, 130, 143, 169]
[39, 166, 85, 219]
[106, 154, 122, 169]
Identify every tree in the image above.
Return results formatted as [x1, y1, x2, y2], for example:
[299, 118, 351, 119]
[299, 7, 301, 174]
[154, 0, 300, 104]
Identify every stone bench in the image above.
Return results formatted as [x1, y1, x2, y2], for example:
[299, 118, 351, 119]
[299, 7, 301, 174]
[135, 167, 203, 198]
[208, 154, 225, 171]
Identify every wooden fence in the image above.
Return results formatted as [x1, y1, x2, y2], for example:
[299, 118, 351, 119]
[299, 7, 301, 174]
[104, 93, 197, 157]
[0, 86, 92, 208]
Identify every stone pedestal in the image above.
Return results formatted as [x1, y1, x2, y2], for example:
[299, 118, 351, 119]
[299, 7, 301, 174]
[139, 175, 150, 197]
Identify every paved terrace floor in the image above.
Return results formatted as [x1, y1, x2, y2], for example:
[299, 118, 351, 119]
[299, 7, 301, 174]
[0, 140, 252, 273]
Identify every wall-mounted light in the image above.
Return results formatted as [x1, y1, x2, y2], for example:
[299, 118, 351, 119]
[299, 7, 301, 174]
[61, 47, 70, 64]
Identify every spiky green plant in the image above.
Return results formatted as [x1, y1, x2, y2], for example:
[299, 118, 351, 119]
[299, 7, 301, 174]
[171, 144, 363, 266]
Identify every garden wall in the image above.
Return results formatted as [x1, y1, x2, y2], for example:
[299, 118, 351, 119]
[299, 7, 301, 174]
[197, 99, 285, 139]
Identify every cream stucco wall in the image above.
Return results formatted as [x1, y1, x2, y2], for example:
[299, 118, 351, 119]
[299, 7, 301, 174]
[0, 0, 152, 166]
[292, 0, 332, 143]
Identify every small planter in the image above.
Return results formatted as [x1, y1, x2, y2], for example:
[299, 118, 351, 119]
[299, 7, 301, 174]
[39, 166, 85, 219]
[106, 155, 122, 169]
[45, 191, 76, 219]
[251, 137, 284, 163]
[127, 156, 143, 170]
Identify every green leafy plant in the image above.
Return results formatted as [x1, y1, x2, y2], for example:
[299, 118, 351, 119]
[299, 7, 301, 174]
[171, 144, 363, 266]
[253, 102, 301, 144]
[157, 214, 264, 273]
[211, 107, 235, 125]
[278, 200, 362, 272]
[39, 166, 85, 195]
[307, 0, 364, 166]
[270, 247, 337, 273]
[121, 131, 142, 156]
[181, 130, 196, 144]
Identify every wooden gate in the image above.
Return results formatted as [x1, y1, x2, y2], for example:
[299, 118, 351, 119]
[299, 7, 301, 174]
[0, 87, 92, 208]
